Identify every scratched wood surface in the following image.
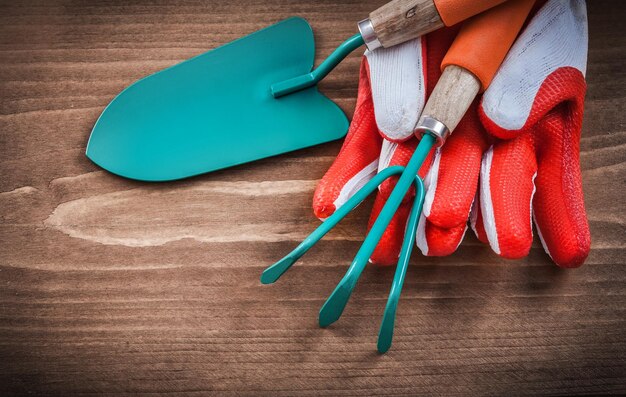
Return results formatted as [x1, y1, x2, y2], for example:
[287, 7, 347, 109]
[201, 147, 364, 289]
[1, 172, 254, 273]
[1, 0, 625, 395]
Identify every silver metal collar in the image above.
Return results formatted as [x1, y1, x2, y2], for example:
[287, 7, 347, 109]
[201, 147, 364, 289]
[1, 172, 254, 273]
[358, 19, 382, 51]
[414, 116, 450, 147]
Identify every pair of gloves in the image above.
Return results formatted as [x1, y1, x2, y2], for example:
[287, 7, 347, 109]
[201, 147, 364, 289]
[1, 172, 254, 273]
[313, 0, 590, 268]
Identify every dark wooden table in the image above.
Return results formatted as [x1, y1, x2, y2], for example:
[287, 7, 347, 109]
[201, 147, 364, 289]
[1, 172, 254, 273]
[1, 1, 625, 395]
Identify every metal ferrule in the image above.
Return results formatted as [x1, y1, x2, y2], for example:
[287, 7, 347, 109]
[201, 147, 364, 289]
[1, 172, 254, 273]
[414, 115, 450, 147]
[358, 19, 382, 51]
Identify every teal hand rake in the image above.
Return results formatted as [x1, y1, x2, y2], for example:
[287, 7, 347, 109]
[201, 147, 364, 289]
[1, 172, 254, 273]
[262, 135, 435, 353]
[261, 0, 532, 353]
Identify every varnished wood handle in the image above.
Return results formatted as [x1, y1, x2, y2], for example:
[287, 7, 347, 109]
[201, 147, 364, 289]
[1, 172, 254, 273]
[418, 65, 481, 143]
[367, 0, 507, 49]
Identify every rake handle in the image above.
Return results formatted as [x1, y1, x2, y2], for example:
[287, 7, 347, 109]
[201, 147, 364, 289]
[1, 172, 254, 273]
[362, 0, 508, 49]
[416, 0, 535, 145]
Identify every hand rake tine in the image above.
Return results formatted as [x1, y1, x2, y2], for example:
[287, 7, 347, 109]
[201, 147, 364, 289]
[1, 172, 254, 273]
[318, 135, 436, 327]
[377, 176, 425, 353]
[261, 166, 406, 284]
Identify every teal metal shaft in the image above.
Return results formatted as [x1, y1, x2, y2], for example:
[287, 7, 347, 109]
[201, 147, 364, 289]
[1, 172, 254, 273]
[318, 134, 436, 327]
[377, 175, 425, 353]
[271, 33, 365, 98]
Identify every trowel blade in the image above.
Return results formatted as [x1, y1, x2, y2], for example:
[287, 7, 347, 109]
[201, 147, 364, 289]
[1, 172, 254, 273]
[86, 17, 348, 181]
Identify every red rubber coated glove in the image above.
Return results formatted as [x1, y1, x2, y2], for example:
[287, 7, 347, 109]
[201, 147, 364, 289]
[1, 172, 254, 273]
[314, 0, 590, 268]
[417, 0, 590, 267]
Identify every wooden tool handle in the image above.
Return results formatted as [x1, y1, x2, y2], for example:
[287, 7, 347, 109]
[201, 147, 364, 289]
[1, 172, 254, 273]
[367, 0, 507, 48]
[417, 0, 535, 145]
[420, 65, 481, 135]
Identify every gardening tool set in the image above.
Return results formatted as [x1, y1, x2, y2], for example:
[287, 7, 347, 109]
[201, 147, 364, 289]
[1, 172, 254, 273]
[87, 0, 590, 352]
[86, 0, 507, 181]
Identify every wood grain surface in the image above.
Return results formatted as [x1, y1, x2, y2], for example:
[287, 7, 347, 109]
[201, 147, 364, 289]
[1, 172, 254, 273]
[1, 1, 625, 395]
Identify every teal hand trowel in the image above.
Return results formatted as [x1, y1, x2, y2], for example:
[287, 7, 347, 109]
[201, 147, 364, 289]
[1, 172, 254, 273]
[86, 0, 507, 181]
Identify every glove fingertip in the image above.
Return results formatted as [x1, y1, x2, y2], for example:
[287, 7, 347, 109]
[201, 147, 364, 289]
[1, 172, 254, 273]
[416, 215, 467, 257]
[480, 150, 536, 260]
[478, 101, 522, 140]
[531, 90, 589, 268]
[535, 218, 590, 268]
[312, 201, 335, 221]
[366, 38, 426, 142]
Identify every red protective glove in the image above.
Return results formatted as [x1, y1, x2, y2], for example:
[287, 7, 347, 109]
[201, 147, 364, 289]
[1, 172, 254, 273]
[315, 0, 590, 268]
[418, 0, 590, 268]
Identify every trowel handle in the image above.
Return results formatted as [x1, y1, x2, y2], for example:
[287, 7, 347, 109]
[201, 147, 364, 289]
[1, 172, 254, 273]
[359, 0, 508, 49]
[415, 0, 535, 146]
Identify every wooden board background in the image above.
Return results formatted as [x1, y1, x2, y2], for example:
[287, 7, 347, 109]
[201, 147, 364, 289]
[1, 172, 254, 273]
[1, 0, 625, 395]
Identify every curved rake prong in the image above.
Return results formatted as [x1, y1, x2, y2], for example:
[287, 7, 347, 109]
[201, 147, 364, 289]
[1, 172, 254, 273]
[261, 166, 406, 284]
[377, 176, 425, 354]
[318, 135, 435, 327]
